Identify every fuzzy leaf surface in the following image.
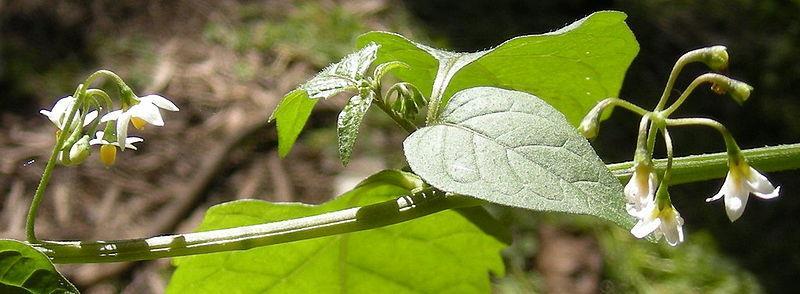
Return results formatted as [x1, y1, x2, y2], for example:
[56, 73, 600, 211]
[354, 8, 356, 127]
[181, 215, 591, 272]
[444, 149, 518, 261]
[302, 43, 379, 99]
[269, 43, 380, 157]
[337, 92, 373, 165]
[404, 87, 633, 229]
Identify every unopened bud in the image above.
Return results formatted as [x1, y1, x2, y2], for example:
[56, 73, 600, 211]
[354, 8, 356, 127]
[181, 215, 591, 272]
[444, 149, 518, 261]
[67, 135, 91, 165]
[728, 80, 752, 104]
[577, 113, 600, 140]
[702, 46, 729, 71]
[711, 78, 752, 104]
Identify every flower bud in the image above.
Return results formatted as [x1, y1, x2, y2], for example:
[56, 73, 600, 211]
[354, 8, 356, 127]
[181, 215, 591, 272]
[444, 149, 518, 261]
[711, 78, 752, 104]
[67, 135, 91, 165]
[577, 115, 600, 140]
[701, 46, 729, 71]
[728, 80, 753, 104]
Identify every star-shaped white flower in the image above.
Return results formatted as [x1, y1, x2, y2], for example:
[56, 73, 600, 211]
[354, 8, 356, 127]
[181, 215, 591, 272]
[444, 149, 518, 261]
[89, 131, 143, 166]
[624, 161, 658, 217]
[100, 94, 178, 149]
[706, 160, 780, 222]
[40, 96, 98, 131]
[630, 197, 685, 246]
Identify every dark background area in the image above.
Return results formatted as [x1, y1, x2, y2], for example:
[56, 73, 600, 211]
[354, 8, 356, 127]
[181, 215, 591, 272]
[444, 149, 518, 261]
[403, 0, 800, 292]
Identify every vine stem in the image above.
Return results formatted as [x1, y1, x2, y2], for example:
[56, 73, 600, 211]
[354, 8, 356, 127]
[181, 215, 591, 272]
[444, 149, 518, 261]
[30, 143, 800, 264]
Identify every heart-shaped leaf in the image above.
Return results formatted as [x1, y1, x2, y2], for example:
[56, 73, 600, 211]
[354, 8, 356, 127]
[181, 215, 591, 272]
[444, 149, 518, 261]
[404, 87, 632, 229]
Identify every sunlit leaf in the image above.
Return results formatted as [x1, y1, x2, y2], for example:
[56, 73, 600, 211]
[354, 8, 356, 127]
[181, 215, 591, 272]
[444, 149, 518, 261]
[269, 43, 380, 157]
[0, 239, 79, 294]
[269, 89, 318, 157]
[357, 11, 638, 125]
[337, 92, 373, 165]
[302, 43, 379, 99]
[168, 170, 508, 293]
[404, 87, 633, 229]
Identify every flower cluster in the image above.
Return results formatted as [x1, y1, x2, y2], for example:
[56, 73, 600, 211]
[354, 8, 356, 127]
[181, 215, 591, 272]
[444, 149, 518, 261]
[581, 46, 781, 246]
[39, 72, 178, 167]
[623, 161, 685, 246]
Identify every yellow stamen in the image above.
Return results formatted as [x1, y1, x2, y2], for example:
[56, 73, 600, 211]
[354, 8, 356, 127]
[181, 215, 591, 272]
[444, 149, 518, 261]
[100, 144, 117, 166]
[131, 117, 147, 130]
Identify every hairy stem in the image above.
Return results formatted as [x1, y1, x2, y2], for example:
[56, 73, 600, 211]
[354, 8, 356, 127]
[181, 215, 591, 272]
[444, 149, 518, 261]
[33, 192, 482, 263]
[30, 143, 800, 263]
[372, 89, 418, 133]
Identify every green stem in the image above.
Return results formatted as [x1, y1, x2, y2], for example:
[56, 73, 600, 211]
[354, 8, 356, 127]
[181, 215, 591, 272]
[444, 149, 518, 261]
[28, 143, 800, 264]
[83, 70, 127, 91]
[609, 143, 800, 185]
[32, 191, 481, 263]
[662, 73, 728, 116]
[26, 145, 63, 243]
[596, 98, 650, 117]
[26, 94, 85, 243]
[372, 88, 418, 133]
[665, 117, 741, 158]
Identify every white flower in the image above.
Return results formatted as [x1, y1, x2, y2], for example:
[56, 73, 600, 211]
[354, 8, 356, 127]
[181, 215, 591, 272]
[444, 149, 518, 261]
[706, 160, 780, 222]
[89, 131, 143, 166]
[100, 94, 178, 149]
[624, 162, 658, 217]
[40, 96, 98, 130]
[630, 197, 685, 246]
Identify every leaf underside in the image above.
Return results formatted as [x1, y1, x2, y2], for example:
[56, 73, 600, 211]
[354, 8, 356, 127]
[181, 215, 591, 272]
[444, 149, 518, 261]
[404, 87, 633, 229]
[168, 170, 508, 294]
[337, 92, 374, 165]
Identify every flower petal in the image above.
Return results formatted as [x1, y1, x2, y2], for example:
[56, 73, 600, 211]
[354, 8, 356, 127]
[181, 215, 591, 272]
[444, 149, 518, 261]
[745, 167, 779, 198]
[753, 186, 780, 199]
[140, 94, 179, 111]
[101, 110, 123, 122]
[129, 103, 164, 126]
[723, 187, 749, 222]
[83, 110, 99, 127]
[123, 136, 144, 150]
[631, 217, 661, 239]
[116, 113, 131, 151]
[661, 211, 684, 246]
[706, 172, 732, 202]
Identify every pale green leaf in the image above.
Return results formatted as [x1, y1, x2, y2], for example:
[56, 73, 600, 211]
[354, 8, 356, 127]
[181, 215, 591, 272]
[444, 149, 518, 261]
[269, 43, 381, 157]
[167, 170, 507, 294]
[0, 239, 79, 294]
[357, 11, 638, 125]
[302, 43, 379, 99]
[269, 89, 318, 157]
[337, 92, 373, 165]
[404, 87, 633, 229]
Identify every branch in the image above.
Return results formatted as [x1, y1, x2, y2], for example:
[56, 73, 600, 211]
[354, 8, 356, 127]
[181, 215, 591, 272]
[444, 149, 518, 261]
[31, 143, 800, 264]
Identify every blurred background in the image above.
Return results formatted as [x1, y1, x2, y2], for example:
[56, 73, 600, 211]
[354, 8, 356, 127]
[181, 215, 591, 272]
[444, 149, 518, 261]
[1, 0, 798, 292]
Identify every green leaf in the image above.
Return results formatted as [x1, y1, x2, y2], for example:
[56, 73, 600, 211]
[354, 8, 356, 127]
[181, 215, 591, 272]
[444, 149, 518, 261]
[0, 239, 79, 294]
[168, 170, 507, 293]
[269, 43, 381, 157]
[269, 89, 318, 157]
[357, 11, 638, 125]
[302, 43, 379, 99]
[337, 92, 373, 165]
[404, 87, 633, 229]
